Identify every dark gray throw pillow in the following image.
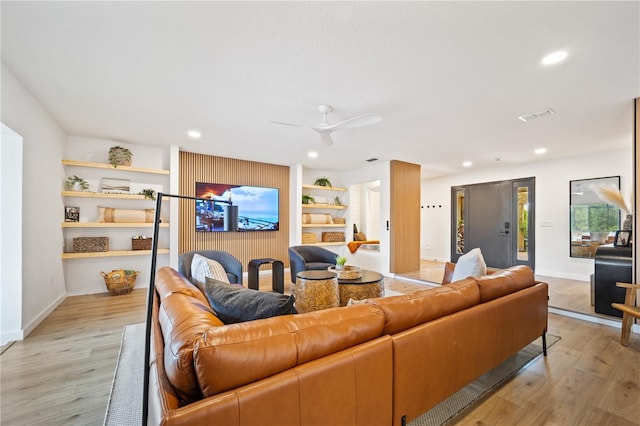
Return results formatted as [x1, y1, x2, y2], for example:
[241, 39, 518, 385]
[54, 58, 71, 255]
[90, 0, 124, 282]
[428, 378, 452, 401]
[203, 277, 297, 324]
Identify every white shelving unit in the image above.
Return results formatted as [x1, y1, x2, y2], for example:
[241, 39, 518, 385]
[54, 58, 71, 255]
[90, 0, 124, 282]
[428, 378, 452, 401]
[301, 184, 348, 246]
[61, 160, 169, 259]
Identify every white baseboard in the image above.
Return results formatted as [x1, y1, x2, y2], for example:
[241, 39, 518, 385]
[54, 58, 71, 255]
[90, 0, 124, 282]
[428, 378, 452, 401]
[1, 330, 23, 346]
[22, 291, 67, 338]
[549, 306, 640, 334]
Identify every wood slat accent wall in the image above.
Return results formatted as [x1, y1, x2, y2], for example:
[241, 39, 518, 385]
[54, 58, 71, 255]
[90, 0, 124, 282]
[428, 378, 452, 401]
[179, 151, 290, 269]
[390, 160, 421, 273]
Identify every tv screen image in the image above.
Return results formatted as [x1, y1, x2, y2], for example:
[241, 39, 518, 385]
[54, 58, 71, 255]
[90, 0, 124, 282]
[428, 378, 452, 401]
[195, 182, 279, 232]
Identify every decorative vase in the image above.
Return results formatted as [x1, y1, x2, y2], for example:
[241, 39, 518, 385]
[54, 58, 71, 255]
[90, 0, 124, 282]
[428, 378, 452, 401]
[623, 214, 632, 231]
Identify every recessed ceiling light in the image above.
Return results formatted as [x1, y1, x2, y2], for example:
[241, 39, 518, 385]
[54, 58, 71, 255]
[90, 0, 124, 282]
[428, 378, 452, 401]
[541, 50, 567, 66]
[308, 151, 318, 159]
[534, 147, 547, 155]
[462, 161, 472, 167]
[187, 130, 202, 139]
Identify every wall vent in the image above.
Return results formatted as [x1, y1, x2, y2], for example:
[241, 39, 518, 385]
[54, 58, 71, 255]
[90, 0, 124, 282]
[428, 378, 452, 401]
[518, 108, 555, 122]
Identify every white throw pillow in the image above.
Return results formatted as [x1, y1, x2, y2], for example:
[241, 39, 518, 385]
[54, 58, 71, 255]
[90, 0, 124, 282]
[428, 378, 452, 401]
[451, 248, 487, 282]
[191, 253, 230, 286]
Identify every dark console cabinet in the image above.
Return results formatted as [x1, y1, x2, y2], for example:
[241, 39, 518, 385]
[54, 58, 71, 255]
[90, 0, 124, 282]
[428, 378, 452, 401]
[594, 245, 632, 317]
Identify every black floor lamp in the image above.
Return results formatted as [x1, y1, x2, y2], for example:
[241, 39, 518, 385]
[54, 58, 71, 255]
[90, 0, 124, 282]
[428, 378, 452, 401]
[142, 193, 206, 425]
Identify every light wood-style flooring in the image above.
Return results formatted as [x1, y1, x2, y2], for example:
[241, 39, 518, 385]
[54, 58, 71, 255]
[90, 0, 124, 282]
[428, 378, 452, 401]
[1, 270, 638, 425]
[401, 260, 607, 319]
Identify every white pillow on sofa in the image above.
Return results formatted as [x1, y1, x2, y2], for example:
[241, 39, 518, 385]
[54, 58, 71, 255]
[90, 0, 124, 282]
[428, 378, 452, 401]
[451, 248, 487, 282]
[191, 253, 230, 286]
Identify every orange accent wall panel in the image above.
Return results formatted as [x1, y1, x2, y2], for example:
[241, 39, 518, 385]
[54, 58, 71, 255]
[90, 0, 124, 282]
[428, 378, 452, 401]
[179, 151, 290, 269]
[390, 160, 421, 273]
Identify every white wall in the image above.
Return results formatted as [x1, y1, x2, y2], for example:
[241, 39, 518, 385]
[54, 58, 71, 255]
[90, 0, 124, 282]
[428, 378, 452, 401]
[422, 147, 633, 281]
[1, 63, 67, 337]
[1, 124, 23, 345]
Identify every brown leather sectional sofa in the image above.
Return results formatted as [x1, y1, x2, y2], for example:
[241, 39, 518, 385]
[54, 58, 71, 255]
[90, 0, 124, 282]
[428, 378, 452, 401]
[148, 265, 548, 426]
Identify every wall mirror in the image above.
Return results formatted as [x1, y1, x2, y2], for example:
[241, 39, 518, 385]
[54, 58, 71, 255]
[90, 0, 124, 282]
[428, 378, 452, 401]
[570, 176, 621, 258]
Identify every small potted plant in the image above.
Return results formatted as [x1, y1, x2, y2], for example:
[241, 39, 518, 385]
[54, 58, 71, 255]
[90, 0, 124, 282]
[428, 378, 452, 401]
[335, 255, 347, 270]
[66, 175, 89, 192]
[314, 177, 332, 187]
[108, 145, 133, 167]
[138, 188, 156, 200]
[302, 194, 315, 205]
[334, 196, 343, 206]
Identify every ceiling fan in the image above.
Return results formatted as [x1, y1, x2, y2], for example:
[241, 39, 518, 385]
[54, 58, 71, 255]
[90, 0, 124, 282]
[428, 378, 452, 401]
[271, 105, 382, 146]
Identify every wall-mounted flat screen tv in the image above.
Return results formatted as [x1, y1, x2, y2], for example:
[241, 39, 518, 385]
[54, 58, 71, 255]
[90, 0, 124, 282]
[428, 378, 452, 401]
[195, 182, 279, 232]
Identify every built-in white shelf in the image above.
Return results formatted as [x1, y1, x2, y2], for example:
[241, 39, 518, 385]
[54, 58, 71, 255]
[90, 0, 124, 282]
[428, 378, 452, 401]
[61, 248, 169, 259]
[302, 184, 347, 192]
[61, 222, 169, 228]
[62, 159, 169, 175]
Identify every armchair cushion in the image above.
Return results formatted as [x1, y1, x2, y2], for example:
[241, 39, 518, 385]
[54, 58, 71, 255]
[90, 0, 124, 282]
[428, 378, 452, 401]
[191, 253, 230, 286]
[179, 250, 243, 285]
[288, 245, 338, 283]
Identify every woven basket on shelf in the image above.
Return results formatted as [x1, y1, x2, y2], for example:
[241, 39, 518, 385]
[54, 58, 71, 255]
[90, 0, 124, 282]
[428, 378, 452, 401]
[328, 265, 362, 280]
[302, 233, 317, 244]
[322, 231, 345, 242]
[73, 236, 109, 253]
[101, 270, 138, 295]
[332, 217, 346, 224]
[131, 238, 152, 250]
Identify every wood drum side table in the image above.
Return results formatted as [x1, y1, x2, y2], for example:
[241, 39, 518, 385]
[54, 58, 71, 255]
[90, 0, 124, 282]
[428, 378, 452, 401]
[294, 270, 339, 313]
[338, 270, 384, 306]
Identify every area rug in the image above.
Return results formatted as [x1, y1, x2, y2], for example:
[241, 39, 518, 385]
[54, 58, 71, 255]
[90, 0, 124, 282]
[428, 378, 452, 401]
[409, 334, 560, 426]
[104, 322, 144, 426]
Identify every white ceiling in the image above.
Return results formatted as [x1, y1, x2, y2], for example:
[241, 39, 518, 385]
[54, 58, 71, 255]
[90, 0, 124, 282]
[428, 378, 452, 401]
[2, 1, 639, 178]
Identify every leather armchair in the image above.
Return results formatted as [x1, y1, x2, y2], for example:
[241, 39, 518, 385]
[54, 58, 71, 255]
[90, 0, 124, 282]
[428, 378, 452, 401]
[178, 250, 243, 285]
[288, 245, 337, 283]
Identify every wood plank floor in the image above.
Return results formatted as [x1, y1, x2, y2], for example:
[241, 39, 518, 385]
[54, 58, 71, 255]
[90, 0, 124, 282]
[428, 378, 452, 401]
[1, 271, 638, 425]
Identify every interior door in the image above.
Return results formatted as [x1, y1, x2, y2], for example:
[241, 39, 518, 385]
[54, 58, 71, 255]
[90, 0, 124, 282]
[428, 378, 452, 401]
[451, 178, 535, 270]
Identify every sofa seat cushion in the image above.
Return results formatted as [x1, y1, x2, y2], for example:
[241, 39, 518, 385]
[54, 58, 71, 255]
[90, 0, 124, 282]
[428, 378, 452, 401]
[366, 278, 480, 335]
[193, 304, 385, 397]
[202, 277, 297, 323]
[474, 265, 535, 303]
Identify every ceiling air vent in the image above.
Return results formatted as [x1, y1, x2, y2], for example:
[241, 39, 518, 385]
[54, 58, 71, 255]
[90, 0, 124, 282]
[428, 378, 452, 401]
[518, 108, 556, 122]
[366, 158, 378, 162]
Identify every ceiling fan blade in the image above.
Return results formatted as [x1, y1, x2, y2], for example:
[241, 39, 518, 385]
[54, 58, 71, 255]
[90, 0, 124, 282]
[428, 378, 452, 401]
[315, 113, 382, 131]
[270, 120, 310, 129]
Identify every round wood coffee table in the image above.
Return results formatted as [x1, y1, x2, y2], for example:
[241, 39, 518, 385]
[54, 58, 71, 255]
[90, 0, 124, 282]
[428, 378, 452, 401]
[295, 270, 339, 313]
[337, 270, 384, 306]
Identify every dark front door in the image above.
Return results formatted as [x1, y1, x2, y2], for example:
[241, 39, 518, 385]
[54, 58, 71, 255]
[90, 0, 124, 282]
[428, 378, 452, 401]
[451, 178, 535, 270]
[467, 181, 512, 268]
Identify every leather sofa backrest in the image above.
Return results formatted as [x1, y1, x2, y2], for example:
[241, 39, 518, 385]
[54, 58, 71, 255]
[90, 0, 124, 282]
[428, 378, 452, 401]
[193, 304, 385, 397]
[473, 265, 535, 303]
[156, 266, 209, 305]
[368, 278, 480, 335]
[156, 268, 224, 403]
